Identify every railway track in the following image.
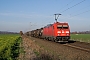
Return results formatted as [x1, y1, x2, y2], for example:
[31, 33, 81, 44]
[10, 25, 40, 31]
[29, 36, 90, 52]
[47, 39, 90, 52]
[63, 43, 90, 52]
[28, 36, 90, 52]
[27, 36, 90, 60]
[57, 40, 90, 52]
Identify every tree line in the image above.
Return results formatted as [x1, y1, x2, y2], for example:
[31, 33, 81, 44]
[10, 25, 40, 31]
[71, 31, 90, 34]
[0, 31, 19, 34]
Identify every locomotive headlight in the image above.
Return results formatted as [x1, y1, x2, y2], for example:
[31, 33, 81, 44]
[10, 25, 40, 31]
[58, 34, 60, 36]
[67, 34, 69, 36]
[66, 31, 69, 33]
[57, 31, 61, 33]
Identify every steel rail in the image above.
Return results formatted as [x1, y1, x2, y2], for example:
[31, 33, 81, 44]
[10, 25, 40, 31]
[64, 44, 90, 52]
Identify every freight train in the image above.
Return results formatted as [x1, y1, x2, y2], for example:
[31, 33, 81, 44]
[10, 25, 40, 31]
[26, 21, 70, 42]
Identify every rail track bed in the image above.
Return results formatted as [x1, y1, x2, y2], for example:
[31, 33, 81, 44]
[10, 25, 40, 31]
[64, 40, 90, 52]
[27, 36, 90, 60]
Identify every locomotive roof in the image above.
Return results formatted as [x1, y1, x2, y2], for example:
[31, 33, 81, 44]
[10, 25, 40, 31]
[54, 22, 68, 25]
[43, 22, 68, 28]
[55, 22, 68, 23]
[44, 24, 53, 28]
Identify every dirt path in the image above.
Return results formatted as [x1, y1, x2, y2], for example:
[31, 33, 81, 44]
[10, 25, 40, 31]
[19, 35, 58, 60]
[18, 35, 36, 60]
[19, 35, 90, 60]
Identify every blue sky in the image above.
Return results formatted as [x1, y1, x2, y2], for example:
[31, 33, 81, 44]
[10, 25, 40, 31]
[0, 0, 90, 32]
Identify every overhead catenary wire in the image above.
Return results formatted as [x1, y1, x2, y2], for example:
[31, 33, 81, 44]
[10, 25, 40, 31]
[59, 0, 75, 11]
[69, 4, 90, 17]
[71, 9, 90, 17]
[66, 0, 75, 6]
[60, 0, 86, 13]
[56, 0, 89, 20]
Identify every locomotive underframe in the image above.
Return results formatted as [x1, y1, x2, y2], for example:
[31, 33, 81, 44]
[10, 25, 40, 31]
[42, 35, 70, 42]
[56, 36, 70, 41]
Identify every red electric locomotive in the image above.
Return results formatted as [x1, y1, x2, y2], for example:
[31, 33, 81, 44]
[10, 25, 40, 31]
[27, 14, 70, 42]
[42, 22, 70, 42]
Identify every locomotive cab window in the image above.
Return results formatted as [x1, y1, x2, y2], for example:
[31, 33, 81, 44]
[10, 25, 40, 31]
[57, 25, 62, 29]
[63, 25, 68, 29]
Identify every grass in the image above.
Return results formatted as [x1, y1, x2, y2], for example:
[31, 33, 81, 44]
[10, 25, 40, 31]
[33, 49, 40, 56]
[70, 34, 90, 43]
[0, 34, 21, 60]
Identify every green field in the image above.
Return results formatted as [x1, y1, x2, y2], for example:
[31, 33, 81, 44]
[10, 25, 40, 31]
[0, 34, 21, 60]
[71, 34, 90, 43]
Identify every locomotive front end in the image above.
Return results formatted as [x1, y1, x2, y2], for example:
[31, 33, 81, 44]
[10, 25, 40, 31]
[55, 22, 70, 42]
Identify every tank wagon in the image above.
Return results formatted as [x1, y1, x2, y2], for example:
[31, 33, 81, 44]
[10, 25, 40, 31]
[27, 22, 70, 42]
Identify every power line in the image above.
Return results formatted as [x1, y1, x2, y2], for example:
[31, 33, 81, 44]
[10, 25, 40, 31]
[59, 0, 75, 11]
[72, 9, 90, 17]
[60, 0, 86, 13]
[73, 5, 90, 13]
[66, 0, 75, 6]
[69, 4, 90, 17]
